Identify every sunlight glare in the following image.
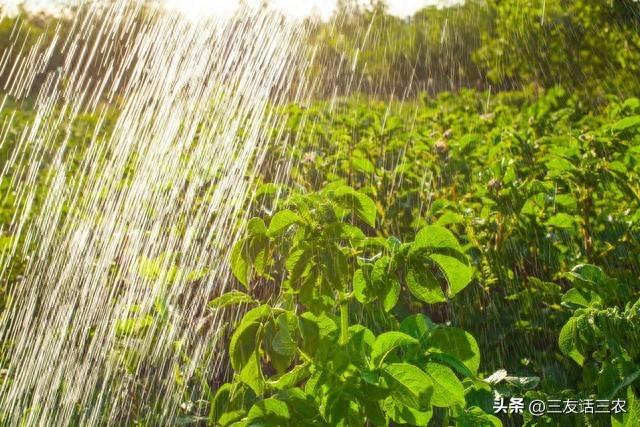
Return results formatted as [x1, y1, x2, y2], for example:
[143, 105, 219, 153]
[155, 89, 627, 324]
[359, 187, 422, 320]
[161, 0, 452, 21]
[162, 0, 337, 21]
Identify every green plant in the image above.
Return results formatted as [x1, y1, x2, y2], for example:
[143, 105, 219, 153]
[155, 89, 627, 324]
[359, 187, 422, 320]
[475, 0, 640, 95]
[209, 184, 500, 426]
[558, 264, 640, 426]
[3, 86, 640, 425]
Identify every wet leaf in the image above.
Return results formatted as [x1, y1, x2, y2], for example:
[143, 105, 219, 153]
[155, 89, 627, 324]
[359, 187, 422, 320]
[370, 331, 419, 367]
[382, 363, 434, 410]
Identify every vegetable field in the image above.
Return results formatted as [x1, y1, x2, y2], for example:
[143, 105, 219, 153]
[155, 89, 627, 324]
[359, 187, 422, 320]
[214, 88, 640, 426]
[0, 1, 639, 426]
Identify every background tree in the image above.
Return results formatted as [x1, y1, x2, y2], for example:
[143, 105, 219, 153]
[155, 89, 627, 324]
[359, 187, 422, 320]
[474, 0, 640, 96]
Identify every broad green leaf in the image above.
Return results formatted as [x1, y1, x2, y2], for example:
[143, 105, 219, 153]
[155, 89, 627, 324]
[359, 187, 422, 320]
[231, 234, 269, 288]
[357, 236, 391, 250]
[387, 236, 402, 250]
[607, 160, 627, 174]
[570, 264, 606, 286]
[428, 327, 480, 374]
[428, 352, 475, 379]
[361, 399, 387, 426]
[267, 209, 301, 237]
[382, 363, 433, 410]
[623, 97, 640, 110]
[208, 291, 256, 310]
[435, 211, 464, 226]
[210, 384, 238, 424]
[271, 327, 296, 358]
[561, 288, 601, 309]
[246, 398, 291, 424]
[229, 305, 271, 394]
[561, 288, 590, 308]
[352, 268, 373, 304]
[429, 253, 473, 297]
[230, 238, 250, 288]
[351, 155, 376, 173]
[218, 410, 246, 427]
[285, 245, 312, 285]
[555, 193, 577, 210]
[503, 165, 516, 184]
[330, 185, 377, 227]
[267, 364, 310, 391]
[325, 396, 364, 427]
[303, 371, 323, 397]
[546, 213, 575, 229]
[425, 362, 465, 407]
[406, 265, 446, 303]
[352, 190, 377, 227]
[264, 314, 298, 374]
[247, 218, 267, 236]
[400, 314, 435, 345]
[558, 317, 585, 366]
[371, 256, 393, 284]
[546, 157, 575, 176]
[210, 383, 255, 425]
[371, 331, 419, 367]
[612, 115, 640, 132]
[324, 223, 366, 241]
[346, 325, 376, 368]
[320, 246, 349, 290]
[271, 316, 297, 357]
[413, 225, 461, 252]
[299, 312, 337, 355]
[255, 182, 280, 198]
[250, 235, 270, 276]
[521, 193, 545, 216]
[383, 397, 433, 425]
[382, 278, 401, 312]
[275, 388, 320, 422]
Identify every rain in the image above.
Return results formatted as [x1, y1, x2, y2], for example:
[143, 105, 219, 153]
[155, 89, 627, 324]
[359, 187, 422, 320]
[0, 0, 638, 426]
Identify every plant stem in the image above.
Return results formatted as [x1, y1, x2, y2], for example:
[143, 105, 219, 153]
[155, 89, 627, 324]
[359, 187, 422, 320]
[339, 300, 349, 345]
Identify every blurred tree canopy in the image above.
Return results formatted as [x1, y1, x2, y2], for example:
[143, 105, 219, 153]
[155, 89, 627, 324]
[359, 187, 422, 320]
[474, 0, 640, 96]
[311, 0, 640, 98]
[1, 0, 639, 99]
[309, 0, 488, 96]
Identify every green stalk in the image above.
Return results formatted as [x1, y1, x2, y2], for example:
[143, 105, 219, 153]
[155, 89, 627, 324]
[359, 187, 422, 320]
[339, 300, 349, 345]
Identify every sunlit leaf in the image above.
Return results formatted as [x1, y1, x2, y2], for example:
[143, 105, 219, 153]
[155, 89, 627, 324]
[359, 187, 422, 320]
[267, 209, 301, 237]
[382, 363, 434, 410]
[208, 291, 257, 310]
[370, 331, 419, 367]
[428, 327, 480, 374]
[424, 362, 465, 407]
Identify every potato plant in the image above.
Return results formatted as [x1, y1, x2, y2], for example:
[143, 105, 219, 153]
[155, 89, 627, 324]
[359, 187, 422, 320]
[2, 87, 639, 426]
[556, 264, 640, 426]
[209, 184, 500, 426]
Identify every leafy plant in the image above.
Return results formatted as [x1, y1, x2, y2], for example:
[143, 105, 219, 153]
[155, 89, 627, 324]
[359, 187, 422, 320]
[210, 184, 499, 426]
[558, 264, 640, 426]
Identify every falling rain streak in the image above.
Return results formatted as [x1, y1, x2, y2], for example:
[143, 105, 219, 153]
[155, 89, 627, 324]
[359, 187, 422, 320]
[0, 0, 314, 424]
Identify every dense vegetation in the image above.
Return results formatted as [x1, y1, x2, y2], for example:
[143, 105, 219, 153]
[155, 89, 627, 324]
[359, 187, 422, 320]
[2, 1, 640, 98]
[311, 0, 640, 96]
[1, 1, 640, 426]
[200, 87, 640, 426]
